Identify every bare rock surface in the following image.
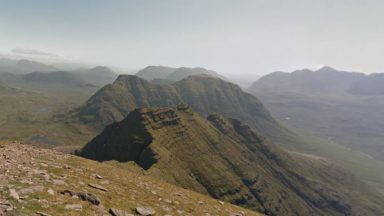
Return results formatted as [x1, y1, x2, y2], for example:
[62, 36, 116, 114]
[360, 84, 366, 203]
[135, 206, 156, 215]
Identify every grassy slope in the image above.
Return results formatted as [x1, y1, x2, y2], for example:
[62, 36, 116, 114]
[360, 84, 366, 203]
[0, 141, 262, 216]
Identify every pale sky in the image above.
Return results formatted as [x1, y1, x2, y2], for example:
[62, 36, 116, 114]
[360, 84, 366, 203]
[1, 0, 384, 77]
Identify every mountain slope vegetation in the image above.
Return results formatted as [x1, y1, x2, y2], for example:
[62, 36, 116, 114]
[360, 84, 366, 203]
[79, 105, 384, 216]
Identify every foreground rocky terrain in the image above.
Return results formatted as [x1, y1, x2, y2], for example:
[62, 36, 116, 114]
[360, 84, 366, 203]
[0, 141, 262, 216]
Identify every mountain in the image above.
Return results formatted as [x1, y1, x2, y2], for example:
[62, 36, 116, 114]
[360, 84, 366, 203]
[22, 71, 91, 87]
[250, 67, 364, 95]
[0, 58, 56, 74]
[79, 105, 384, 216]
[135, 66, 175, 80]
[248, 67, 384, 161]
[76, 66, 118, 87]
[53, 73, 384, 194]
[136, 66, 226, 81]
[0, 70, 100, 97]
[0, 141, 261, 216]
[73, 74, 293, 145]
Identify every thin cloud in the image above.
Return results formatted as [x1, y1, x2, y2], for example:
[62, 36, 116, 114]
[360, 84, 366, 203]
[11, 48, 59, 58]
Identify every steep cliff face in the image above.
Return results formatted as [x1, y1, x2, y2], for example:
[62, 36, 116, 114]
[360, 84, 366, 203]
[80, 106, 384, 216]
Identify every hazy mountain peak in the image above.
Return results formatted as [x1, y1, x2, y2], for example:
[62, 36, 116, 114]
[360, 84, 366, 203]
[315, 66, 338, 73]
[87, 66, 115, 75]
[136, 65, 226, 82]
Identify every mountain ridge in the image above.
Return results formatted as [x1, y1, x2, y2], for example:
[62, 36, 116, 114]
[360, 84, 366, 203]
[79, 105, 384, 216]
[72, 74, 294, 147]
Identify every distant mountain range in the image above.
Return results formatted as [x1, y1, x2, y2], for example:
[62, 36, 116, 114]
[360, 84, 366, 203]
[135, 66, 226, 82]
[79, 105, 384, 215]
[248, 66, 384, 161]
[0, 66, 117, 97]
[0, 58, 57, 74]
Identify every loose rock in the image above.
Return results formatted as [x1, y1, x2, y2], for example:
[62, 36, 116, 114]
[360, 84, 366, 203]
[64, 204, 82, 211]
[60, 190, 101, 205]
[9, 188, 19, 200]
[135, 206, 156, 216]
[18, 185, 44, 195]
[88, 183, 108, 192]
[0, 201, 13, 211]
[36, 211, 52, 216]
[53, 179, 66, 185]
[47, 188, 55, 195]
[109, 208, 134, 216]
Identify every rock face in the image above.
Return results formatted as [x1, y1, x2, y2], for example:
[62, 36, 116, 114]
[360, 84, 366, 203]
[80, 106, 384, 216]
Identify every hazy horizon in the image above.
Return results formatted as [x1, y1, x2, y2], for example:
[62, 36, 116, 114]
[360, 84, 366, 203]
[1, 0, 384, 77]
